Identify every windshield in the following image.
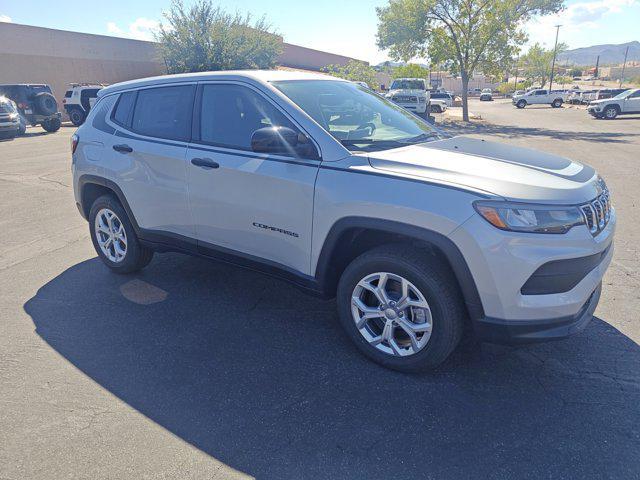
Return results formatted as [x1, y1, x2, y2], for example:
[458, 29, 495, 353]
[389, 79, 425, 90]
[613, 89, 634, 99]
[272, 80, 442, 152]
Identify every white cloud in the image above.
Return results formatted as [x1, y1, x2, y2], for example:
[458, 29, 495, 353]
[0, 14, 12, 22]
[106, 17, 159, 41]
[525, 0, 637, 47]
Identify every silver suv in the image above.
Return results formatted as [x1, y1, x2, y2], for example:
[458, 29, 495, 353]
[72, 71, 615, 371]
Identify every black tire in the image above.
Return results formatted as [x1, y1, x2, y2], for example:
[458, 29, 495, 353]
[516, 100, 526, 109]
[552, 98, 563, 108]
[431, 105, 442, 113]
[89, 194, 154, 274]
[69, 108, 85, 126]
[603, 105, 618, 120]
[34, 92, 58, 116]
[336, 244, 465, 372]
[41, 117, 61, 132]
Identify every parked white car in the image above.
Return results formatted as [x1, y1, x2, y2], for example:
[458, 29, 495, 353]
[72, 70, 615, 371]
[0, 96, 20, 139]
[429, 99, 448, 113]
[512, 89, 565, 108]
[430, 91, 454, 107]
[479, 88, 493, 101]
[385, 78, 430, 116]
[588, 88, 640, 119]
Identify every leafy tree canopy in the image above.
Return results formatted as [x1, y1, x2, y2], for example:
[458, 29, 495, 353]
[157, 0, 282, 73]
[322, 60, 378, 89]
[376, 0, 564, 120]
[393, 63, 430, 79]
[519, 42, 567, 87]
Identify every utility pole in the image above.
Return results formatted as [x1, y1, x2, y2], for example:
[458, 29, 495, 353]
[619, 45, 630, 88]
[548, 24, 562, 92]
[594, 55, 600, 79]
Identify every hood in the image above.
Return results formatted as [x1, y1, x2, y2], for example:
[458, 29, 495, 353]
[589, 98, 608, 105]
[367, 136, 599, 203]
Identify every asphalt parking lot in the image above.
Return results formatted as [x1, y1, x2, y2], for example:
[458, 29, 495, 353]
[1, 103, 639, 479]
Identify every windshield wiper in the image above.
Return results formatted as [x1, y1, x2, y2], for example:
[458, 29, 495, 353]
[399, 132, 441, 144]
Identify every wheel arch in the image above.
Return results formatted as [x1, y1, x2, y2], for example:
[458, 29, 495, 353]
[315, 217, 484, 320]
[78, 175, 141, 233]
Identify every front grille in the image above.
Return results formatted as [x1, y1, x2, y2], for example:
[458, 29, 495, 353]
[580, 188, 611, 236]
[392, 95, 418, 103]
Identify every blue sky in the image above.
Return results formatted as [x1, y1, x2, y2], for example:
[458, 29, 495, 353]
[0, 0, 638, 63]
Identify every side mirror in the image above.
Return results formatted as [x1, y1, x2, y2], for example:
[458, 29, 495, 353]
[251, 126, 318, 159]
[251, 126, 298, 154]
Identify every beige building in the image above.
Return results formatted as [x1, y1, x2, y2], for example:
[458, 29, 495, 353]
[0, 22, 361, 118]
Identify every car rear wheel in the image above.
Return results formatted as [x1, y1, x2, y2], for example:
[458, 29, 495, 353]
[516, 100, 526, 108]
[69, 108, 85, 126]
[337, 245, 465, 372]
[41, 118, 61, 132]
[604, 106, 618, 119]
[89, 194, 154, 274]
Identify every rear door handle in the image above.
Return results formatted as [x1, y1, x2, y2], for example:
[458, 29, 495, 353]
[113, 144, 133, 153]
[191, 157, 219, 169]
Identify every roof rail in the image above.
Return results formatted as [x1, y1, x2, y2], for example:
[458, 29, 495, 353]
[68, 83, 109, 87]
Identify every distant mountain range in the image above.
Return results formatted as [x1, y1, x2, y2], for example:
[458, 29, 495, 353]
[557, 41, 640, 66]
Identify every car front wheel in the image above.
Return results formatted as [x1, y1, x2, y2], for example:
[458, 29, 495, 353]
[604, 106, 618, 119]
[337, 245, 465, 372]
[89, 194, 154, 274]
[552, 99, 563, 108]
[516, 100, 526, 108]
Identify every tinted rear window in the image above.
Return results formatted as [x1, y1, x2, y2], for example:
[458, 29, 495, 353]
[112, 91, 136, 126]
[131, 85, 195, 141]
[64, 91, 73, 98]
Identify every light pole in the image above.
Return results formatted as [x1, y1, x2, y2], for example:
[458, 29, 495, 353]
[619, 45, 630, 88]
[548, 24, 562, 92]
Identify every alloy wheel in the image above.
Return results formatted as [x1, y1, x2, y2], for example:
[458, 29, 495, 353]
[351, 272, 433, 357]
[94, 208, 127, 263]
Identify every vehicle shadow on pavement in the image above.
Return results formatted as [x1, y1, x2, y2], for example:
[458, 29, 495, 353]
[439, 121, 640, 143]
[24, 254, 640, 479]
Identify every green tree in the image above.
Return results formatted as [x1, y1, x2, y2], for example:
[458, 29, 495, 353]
[322, 60, 378, 89]
[156, 0, 282, 73]
[376, 0, 563, 121]
[519, 42, 567, 88]
[392, 63, 429, 79]
[568, 67, 582, 77]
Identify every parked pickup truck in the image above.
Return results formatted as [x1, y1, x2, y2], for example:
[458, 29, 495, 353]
[385, 78, 430, 116]
[512, 89, 565, 108]
[72, 70, 615, 372]
[588, 88, 640, 119]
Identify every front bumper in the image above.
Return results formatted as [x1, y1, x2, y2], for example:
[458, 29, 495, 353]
[394, 102, 428, 114]
[474, 283, 601, 344]
[0, 120, 19, 132]
[450, 208, 615, 327]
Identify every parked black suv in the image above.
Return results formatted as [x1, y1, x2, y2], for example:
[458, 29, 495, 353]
[0, 84, 62, 134]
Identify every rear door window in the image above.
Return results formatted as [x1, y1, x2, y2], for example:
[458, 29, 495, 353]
[112, 91, 137, 127]
[131, 85, 195, 141]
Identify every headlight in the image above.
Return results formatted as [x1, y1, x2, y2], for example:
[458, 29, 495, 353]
[474, 200, 585, 234]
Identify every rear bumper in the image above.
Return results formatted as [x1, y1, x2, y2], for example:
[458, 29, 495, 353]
[474, 283, 601, 344]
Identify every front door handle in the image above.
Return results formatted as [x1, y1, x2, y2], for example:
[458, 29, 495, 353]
[113, 144, 133, 153]
[191, 157, 219, 169]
